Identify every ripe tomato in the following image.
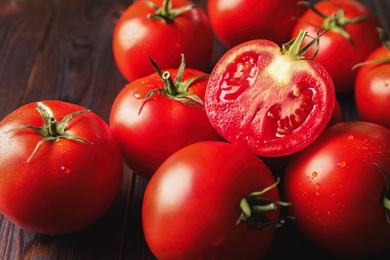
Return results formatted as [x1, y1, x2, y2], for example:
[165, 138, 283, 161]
[142, 141, 289, 259]
[284, 121, 390, 258]
[207, 0, 305, 48]
[109, 55, 223, 179]
[205, 30, 335, 158]
[112, 0, 213, 82]
[355, 28, 390, 128]
[290, 0, 382, 92]
[0, 100, 123, 234]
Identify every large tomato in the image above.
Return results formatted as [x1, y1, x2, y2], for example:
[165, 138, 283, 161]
[205, 30, 335, 157]
[207, 0, 305, 48]
[0, 100, 123, 234]
[142, 141, 289, 259]
[290, 0, 382, 92]
[284, 121, 390, 258]
[109, 55, 223, 179]
[355, 28, 390, 128]
[113, 0, 213, 82]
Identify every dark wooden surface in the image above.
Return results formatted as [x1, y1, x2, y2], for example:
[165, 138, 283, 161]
[0, 0, 389, 259]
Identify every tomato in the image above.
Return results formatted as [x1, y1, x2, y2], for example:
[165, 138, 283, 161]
[207, 0, 305, 48]
[355, 28, 390, 128]
[112, 0, 213, 82]
[0, 100, 123, 234]
[109, 55, 223, 179]
[205, 30, 335, 158]
[142, 141, 289, 260]
[328, 98, 343, 126]
[284, 121, 390, 258]
[290, 0, 382, 92]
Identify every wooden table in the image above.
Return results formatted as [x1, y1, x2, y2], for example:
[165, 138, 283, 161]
[0, 0, 389, 259]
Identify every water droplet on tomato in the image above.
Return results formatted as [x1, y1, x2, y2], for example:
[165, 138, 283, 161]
[315, 183, 320, 190]
[348, 135, 354, 141]
[133, 92, 142, 99]
[312, 171, 318, 177]
[337, 160, 347, 168]
[61, 166, 71, 174]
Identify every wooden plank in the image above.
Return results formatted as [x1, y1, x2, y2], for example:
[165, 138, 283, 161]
[0, 0, 134, 259]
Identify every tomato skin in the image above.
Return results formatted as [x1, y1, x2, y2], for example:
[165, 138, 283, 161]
[291, 0, 382, 92]
[109, 69, 223, 179]
[112, 0, 213, 82]
[284, 121, 390, 258]
[205, 39, 335, 157]
[0, 100, 123, 234]
[207, 0, 305, 48]
[142, 141, 280, 260]
[355, 45, 390, 128]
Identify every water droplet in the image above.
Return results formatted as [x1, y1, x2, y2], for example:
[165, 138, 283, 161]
[337, 160, 347, 168]
[348, 135, 354, 141]
[61, 166, 71, 174]
[133, 92, 142, 99]
[312, 171, 318, 177]
[315, 183, 321, 190]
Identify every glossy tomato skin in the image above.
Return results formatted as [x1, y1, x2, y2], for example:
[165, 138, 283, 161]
[113, 0, 213, 82]
[0, 100, 123, 234]
[142, 141, 280, 260]
[291, 0, 381, 92]
[355, 45, 390, 128]
[284, 121, 390, 258]
[205, 39, 335, 158]
[109, 69, 223, 179]
[207, 0, 305, 48]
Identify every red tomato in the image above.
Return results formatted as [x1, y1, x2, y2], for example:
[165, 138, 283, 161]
[205, 30, 335, 158]
[328, 98, 343, 126]
[290, 0, 382, 92]
[112, 0, 213, 82]
[0, 100, 123, 234]
[207, 0, 305, 48]
[355, 28, 390, 128]
[284, 121, 390, 258]
[109, 55, 223, 179]
[142, 141, 288, 259]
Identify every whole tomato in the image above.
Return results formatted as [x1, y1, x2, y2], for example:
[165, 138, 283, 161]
[355, 28, 390, 128]
[284, 121, 390, 258]
[113, 0, 213, 82]
[290, 0, 382, 92]
[142, 141, 290, 260]
[0, 100, 123, 234]
[109, 54, 223, 179]
[207, 0, 305, 48]
[205, 29, 335, 157]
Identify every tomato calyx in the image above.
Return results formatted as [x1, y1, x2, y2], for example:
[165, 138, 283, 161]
[144, 0, 195, 23]
[6, 102, 91, 162]
[353, 28, 390, 69]
[373, 163, 390, 223]
[282, 29, 325, 60]
[139, 53, 207, 113]
[298, 1, 369, 47]
[236, 178, 293, 230]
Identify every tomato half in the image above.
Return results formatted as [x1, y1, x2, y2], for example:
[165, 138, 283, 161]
[142, 141, 287, 259]
[355, 28, 390, 128]
[113, 0, 213, 82]
[109, 55, 223, 179]
[207, 0, 305, 48]
[284, 121, 390, 258]
[205, 31, 335, 157]
[0, 100, 123, 234]
[290, 0, 382, 92]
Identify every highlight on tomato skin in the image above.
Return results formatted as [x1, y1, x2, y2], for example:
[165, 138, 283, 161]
[204, 32, 335, 158]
